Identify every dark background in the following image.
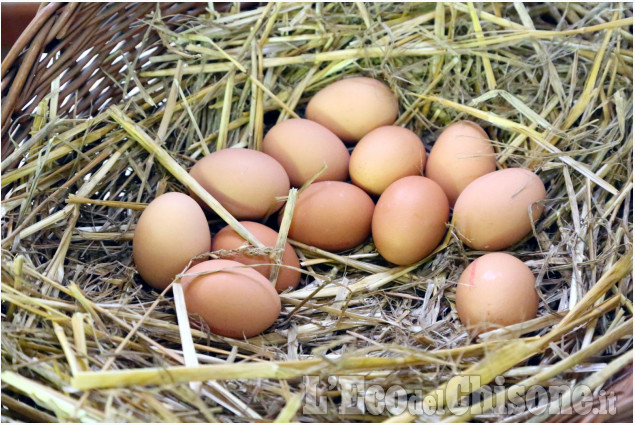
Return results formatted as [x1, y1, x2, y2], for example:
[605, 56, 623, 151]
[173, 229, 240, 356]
[1, 2, 39, 59]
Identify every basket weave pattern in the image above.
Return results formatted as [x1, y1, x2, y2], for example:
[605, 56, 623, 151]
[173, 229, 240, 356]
[2, 3, 208, 155]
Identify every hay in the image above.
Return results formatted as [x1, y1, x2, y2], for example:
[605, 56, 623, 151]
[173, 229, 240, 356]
[1, 2, 633, 422]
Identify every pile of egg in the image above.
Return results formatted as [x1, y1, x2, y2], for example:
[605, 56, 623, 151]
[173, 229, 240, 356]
[133, 77, 547, 338]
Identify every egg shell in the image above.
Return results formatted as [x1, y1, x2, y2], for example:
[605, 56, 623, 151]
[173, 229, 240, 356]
[453, 168, 546, 251]
[456, 252, 539, 333]
[350, 126, 427, 195]
[306, 77, 399, 143]
[133, 192, 211, 290]
[285, 181, 374, 251]
[181, 259, 281, 339]
[372, 176, 449, 265]
[425, 120, 496, 206]
[189, 148, 290, 219]
[211, 221, 301, 292]
[263, 118, 350, 187]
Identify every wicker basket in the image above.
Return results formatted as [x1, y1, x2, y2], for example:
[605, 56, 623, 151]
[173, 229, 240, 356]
[2, 3, 209, 156]
[1, 2, 632, 423]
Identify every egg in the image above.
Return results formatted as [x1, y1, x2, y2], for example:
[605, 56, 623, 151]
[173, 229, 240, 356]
[189, 148, 290, 219]
[425, 120, 496, 206]
[456, 252, 539, 333]
[372, 176, 449, 265]
[263, 118, 350, 187]
[211, 221, 301, 292]
[349, 126, 427, 195]
[306, 77, 399, 143]
[133, 192, 211, 290]
[181, 259, 281, 338]
[453, 168, 547, 251]
[285, 181, 374, 251]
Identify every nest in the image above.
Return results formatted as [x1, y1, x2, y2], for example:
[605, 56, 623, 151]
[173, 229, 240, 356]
[1, 2, 633, 423]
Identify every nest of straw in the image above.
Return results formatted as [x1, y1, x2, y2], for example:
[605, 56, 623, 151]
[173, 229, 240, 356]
[1, 2, 633, 422]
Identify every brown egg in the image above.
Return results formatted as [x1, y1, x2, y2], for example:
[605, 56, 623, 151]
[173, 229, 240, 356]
[263, 118, 350, 187]
[372, 176, 449, 265]
[133, 192, 210, 290]
[425, 121, 496, 206]
[181, 259, 281, 339]
[211, 221, 301, 292]
[189, 148, 290, 219]
[456, 253, 539, 333]
[350, 126, 427, 195]
[453, 168, 547, 251]
[286, 181, 374, 251]
[306, 77, 399, 143]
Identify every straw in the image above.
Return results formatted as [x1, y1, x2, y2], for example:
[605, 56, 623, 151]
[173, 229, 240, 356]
[2, 2, 632, 423]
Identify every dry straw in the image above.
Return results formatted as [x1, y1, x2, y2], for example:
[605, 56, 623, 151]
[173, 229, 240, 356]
[1, 2, 633, 423]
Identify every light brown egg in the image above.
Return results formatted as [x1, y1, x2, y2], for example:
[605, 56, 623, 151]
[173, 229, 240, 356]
[425, 120, 496, 206]
[189, 148, 290, 219]
[181, 259, 281, 339]
[372, 176, 449, 265]
[133, 192, 210, 290]
[349, 126, 427, 195]
[285, 181, 374, 251]
[456, 252, 539, 333]
[211, 221, 301, 292]
[453, 168, 547, 251]
[263, 118, 350, 187]
[306, 77, 399, 143]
